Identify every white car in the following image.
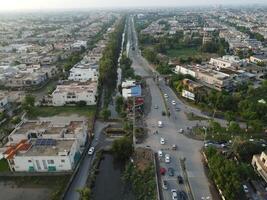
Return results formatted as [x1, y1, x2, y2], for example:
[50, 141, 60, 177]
[243, 184, 249, 193]
[165, 154, 170, 163]
[160, 137, 165, 145]
[164, 93, 168, 98]
[158, 150, 163, 157]
[88, 147, 95, 155]
[158, 121, 163, 128]
[178, 128, 184, 134]
[172, 100, 176, 105]
[171, 189, 178, 200]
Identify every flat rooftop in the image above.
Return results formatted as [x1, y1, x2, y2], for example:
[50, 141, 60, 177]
[18, 139, 75, 157]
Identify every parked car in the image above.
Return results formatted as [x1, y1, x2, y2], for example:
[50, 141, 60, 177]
[243, 184, 249, 193]
[168, 167, 175, 176]
[177, 175, 183, 184]
[165, 154, 170, 163]
[162, 180, 168, 190]
[158, 150, 163, 157]
[160, 137, 165, 145]
[88, 147, 95, 155]
[171, 189, 178, 200]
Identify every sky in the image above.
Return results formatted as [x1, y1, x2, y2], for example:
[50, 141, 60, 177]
[0, 0, 266, 11]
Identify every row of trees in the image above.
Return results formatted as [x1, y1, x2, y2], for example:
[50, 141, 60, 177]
[205, 147, 244, 200]
[99, 16, 126, 107]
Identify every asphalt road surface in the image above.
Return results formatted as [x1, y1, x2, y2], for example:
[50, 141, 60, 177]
[127, 15, 212, 200]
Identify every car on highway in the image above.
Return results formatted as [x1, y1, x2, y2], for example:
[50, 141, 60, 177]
[172, 144, 177, 150]
[160, 137, 165, 145]
[172, 100, 176, 105]
[164, 93, 168, 98]
[158, 121, 163, 128]
[178, 129, 184, 134]
[88, 147, 95, 155]
[171, 189, 178, 200]
[175, 107, 180, 111]
[154, 104, 159, 109]
[168, 167, 175, 176]
[158, 150, 163, 157]
[160, 167, 166, 175]
[178, 190, 187, 200]
[177, 175, 183, 184]
[165, 154, 170, 163]
[162, 180, 168, 190]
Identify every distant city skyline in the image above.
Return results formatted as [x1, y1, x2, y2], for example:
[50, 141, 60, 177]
[1, 0, 267, 11]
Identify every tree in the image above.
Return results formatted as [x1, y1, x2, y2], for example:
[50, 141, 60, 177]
[225, 111, 235, 125]
[22, 94, 35, 113]
[115, 96, 124, 114]
[76, 187, 91, 200]
[101, 108, 111, 121]
[249, 120, 263, 133]
[111, 136, 133, 160]
[228, 121, 241, 135]
[234, 142, 265, 163]
[77, 100, 87, 107]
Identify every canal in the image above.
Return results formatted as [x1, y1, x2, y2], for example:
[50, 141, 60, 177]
[92, 153, 135, 200]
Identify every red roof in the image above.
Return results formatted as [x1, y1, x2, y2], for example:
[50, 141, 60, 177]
[3, 139, 31, 159]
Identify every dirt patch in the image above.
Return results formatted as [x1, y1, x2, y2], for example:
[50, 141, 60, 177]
[134, 147, 154, 171]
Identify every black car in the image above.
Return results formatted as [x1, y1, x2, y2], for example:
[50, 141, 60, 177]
[178, 190, 187, 200]
[177, 175, 183, 184]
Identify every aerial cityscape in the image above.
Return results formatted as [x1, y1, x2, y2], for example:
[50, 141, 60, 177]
[0, 1, 267, 200]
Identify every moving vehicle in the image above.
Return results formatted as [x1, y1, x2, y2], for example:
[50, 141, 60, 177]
[172, 144, 177, 150]
[178, 190, 187, 200]
[168, 167, 175, 176]
[175, 107, 180, 111]
[88, 147, 95, 155]
[177, 175, 183, 184]
[178, 129, 184, 134]
[164, 93, 168, 98]
[171, 189, 178, 200]
[165, 154, 170, 163]
[172, 100, 176, 105]
[158, 150, 163, 157]
[160, 167, 166, 175]
[162, 180, 168, 190]
[154, 104, 159, 109]
[160, 137, 165, 145]
[158, 121, 163, 128]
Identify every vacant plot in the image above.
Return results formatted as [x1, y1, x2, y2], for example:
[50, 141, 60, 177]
[0, 159, 9, 172]
[29, 106, 96, 119]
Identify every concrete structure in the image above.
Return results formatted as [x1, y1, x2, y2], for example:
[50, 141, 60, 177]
[4, 139, 79, 172]
[68, 63, 98, 82]
[252, 151, 267, 183]
[181, 79, 203, 101]
[52, 81, 97, 106]
[121, 79, 142, 99]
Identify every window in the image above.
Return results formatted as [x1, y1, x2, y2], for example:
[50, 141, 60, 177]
[47, 160, 54, 164]
[61, 160, 65, 163]
[28, 160, 32, 163]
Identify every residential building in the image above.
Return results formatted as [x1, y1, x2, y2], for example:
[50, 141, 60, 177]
[68, 63, 98, 82]
[4, 139, 79, 172]
[52, 81, 97, 106]
[181, 79, 203, 101]
[122, 79, 142, 99]
[252, 151, 267, 183]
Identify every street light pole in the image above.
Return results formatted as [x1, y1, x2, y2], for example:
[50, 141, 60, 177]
[132, 96, 136, 149]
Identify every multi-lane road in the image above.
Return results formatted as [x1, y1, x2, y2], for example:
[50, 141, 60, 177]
[127, 15, 212, 200]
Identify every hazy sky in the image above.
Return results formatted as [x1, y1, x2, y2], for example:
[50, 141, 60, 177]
[1, 0, 266, 11]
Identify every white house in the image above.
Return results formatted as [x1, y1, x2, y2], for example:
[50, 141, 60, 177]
[68, 63, 98, 82]
[52, 81, 97, 106]
[175, 65, 196, 78]
[5, 139, 79, 172]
